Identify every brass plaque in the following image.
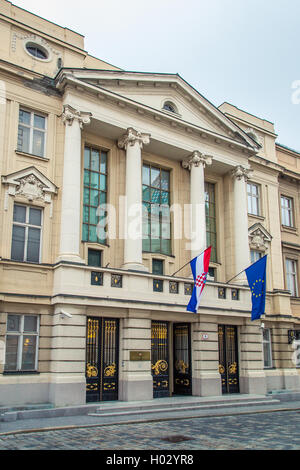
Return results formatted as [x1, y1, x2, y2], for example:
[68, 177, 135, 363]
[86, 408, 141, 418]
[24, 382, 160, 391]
[130, 351, 150, 361]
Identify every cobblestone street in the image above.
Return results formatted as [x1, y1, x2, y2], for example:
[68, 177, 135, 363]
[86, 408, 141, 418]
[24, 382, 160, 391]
[0, 410, 299, 451]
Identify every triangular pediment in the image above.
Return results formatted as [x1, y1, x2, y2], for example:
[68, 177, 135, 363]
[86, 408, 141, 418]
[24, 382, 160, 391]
[248, 223, 272, 250]
[2, 166, 58, 204]
[58, 69, 260, 151]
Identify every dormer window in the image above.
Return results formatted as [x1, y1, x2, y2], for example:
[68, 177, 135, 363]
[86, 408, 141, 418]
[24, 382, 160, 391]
[162, 101, 177, 114]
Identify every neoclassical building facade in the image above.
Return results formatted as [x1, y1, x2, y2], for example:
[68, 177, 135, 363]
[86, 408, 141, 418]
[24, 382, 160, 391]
[0, 0, 299, 406]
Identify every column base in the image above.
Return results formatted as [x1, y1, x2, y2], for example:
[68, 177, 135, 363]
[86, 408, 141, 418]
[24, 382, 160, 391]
[122, 262, 149, 272]
[56, 254, 85, 265]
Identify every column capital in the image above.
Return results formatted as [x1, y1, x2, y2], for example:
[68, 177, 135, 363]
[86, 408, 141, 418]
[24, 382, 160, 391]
[118, 127, 150, 150]
[182, 151, 213, 170]
[61, 104, 92, 129]
[231, 165, 253, 182]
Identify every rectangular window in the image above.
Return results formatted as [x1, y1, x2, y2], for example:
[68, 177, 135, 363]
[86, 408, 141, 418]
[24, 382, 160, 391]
[17, 109, 46, 158]
[250, 250, 262, 264]
[5, 314, 39, 372]
[11, 204, 42, 263]
[88, 248, 102, 267]
[142, 164, 171, 255]
[205, 182, 217, 263]
[83, 146, 108, 244]
[281, 196, 294, 227]
[247, 183, 260, 216]
[263, 328, 272, 368]
[152, 259, 164, 275]
[286, 258, 298, 297]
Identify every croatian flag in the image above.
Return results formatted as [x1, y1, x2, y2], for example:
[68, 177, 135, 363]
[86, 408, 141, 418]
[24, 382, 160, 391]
[187, 247, 212, 314]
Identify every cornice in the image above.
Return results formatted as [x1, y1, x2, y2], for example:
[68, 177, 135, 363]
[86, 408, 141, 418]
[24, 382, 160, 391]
[220, 111, 278, 138]
[56, 72, 258, 156]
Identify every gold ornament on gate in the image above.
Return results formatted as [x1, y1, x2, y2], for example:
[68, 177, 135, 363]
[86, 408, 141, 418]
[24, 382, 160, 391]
[229, 362, 237, 374]
[152, 360, 168, 375]
[86, 363, 98, 378]
[104, 362, 116, 377]
[175, 359, 188, 374]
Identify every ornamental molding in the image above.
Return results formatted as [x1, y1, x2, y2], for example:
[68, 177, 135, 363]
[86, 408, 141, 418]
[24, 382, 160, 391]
[11, 31, 62, 63]
[2, 167, 58, 217]
[182, 151, 213, 170]
[118, 127, 150, 150]
[248, 223, 272, 251]
[245, 127, 264, 150]
[231, 165, 253, 182]
[61, 104, 92, 129]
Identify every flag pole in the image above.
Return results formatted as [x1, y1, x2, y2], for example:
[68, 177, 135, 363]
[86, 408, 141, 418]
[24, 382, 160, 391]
[171, 260, 192, 277]
[226, 254, 268, 285]
[225, 268, 246, 285]
[171, 247, 210, 277]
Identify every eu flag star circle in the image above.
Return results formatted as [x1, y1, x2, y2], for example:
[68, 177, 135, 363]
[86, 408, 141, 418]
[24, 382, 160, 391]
[251, 279, 265, 298]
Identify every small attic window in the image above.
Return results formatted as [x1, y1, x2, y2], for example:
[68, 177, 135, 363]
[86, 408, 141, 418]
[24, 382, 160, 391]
[25, 42, 49, 60]
[163, 101, 178, 113]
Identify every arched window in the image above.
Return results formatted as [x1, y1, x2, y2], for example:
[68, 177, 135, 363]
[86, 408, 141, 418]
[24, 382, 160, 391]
[162, 101, 177, 113]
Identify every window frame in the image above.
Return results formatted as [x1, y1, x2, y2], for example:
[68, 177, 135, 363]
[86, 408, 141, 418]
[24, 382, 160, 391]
[262, 328, 273, 369]
[285, 258, 299, 297]
[17, 108, 47, 158]
[281, 195, 294, 228]
[142, 163, 171, 256]
[250, 250, 263, 264]
[152, 258, 164, 276]
[11, 203, 43, 263]
[82, 145, 108, 245]
[4, 314, 40, 373]
[205, 181, 217, 263]
[247, 182, 260, 216]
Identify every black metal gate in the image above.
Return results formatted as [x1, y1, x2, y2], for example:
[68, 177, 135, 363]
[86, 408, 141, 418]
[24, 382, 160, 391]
[86, 317, 119, 402]
[151, 321, 169, 398]
[173, 323, 192, 395]
[218, 325, 239, 394]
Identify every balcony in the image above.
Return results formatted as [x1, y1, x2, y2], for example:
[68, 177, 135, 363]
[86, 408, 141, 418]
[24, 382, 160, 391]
[52, 262, 252, 316]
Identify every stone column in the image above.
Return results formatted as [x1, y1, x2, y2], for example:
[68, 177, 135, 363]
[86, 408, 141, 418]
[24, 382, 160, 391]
[231, 165, 252, 283]
[182, 151, 212, 259]
[118, 127, 150, 271]
[58, 104, 91, 263]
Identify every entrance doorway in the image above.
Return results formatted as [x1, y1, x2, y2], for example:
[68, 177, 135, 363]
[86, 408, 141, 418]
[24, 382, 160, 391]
[218, 325, 239, 394]
[151, 320, 169, 398]
[86, 317, 119, 402]
[173, 323, 192, 395]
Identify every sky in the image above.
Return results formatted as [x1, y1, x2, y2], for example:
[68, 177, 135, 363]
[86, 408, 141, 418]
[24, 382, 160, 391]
[10, 0, 300, 151]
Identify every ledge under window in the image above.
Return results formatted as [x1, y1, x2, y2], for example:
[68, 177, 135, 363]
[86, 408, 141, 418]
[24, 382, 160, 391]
[3, 370, 40, 375]
[15, 150, 49, 162]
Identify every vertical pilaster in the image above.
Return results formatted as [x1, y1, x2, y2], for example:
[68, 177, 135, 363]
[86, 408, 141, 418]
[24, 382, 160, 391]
[192, 315, 221, 396]
[118, 128, 150, 271]
[119, 314, 153, 401]
[239, 320, 267, 395]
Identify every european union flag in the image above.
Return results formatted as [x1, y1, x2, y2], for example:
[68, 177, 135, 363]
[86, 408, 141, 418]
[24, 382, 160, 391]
[245, 255, 267, 321]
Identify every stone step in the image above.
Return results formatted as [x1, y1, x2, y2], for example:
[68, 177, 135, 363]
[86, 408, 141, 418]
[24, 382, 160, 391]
[88, 398, 281, 418]
[92, 395, 278, 414]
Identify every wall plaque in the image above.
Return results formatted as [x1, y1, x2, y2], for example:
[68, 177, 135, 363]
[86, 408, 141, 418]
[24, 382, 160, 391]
[130, 351, 150, 361]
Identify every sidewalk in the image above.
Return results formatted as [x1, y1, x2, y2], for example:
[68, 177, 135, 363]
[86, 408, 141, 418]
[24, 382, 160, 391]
[1, 392, 300, 436]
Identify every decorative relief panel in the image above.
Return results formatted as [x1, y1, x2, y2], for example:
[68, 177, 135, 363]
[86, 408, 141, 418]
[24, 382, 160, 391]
[2, 167, 58, 216]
